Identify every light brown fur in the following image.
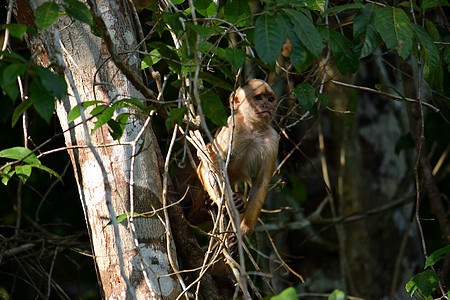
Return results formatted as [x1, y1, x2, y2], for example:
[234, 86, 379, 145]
[197, 79, 279, 236]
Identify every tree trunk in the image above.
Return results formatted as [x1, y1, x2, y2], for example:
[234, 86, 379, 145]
[14, 0, 181, 298]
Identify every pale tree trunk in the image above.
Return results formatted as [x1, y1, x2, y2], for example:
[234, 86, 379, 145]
[14, 0, 182, 298]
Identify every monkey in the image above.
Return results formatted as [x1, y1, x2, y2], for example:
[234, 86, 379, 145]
[196, 79, 279, 238]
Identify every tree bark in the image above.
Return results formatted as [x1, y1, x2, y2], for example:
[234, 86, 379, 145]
[14, 0, 181, 298]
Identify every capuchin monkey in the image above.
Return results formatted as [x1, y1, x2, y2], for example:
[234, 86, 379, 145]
[196, 79, 279, 238]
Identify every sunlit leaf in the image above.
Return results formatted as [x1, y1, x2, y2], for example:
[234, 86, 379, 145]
[269, 287, 297, 300]
[1, 24, 36, 40]
[35, 2, 61, 31]
[193, 0, 217, 18]
[405, 269, 438, 299]
[113, 98, 146, 112]
[0, 147, 40, 165]
[67, 100, 102, 124]
[64, 0, 94, 26]
[91, 106, 115, 133]
[15, 164, 32, 183]
[328, 289, 345, 300]
[425, 245, 450, 268]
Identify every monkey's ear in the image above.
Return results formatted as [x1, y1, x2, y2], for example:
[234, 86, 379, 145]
[229, 87, 245, 108]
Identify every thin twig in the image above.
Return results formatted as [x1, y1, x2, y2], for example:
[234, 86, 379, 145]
[331, 80, 439, 112]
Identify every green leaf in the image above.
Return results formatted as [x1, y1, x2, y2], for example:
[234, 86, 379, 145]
[374, 7, 414, 59]
[199, 72, 233, 91]
[141, 49, 162, 69]
[104, 212, 143, 228]
[278, 14, 313, 72]
[420, 0, 450, 10]
[223, 48, 246, 71]
[0, 147, 41, 165]
[425, 245, 450, 268]
[11, 100, 32, 127]
[200, 90, 227, 126]
[108, 113, 130, 140]
[294, 83, 315, 111]
[28, 163, 63, 182]
[165, 107, 186, 130]
[323, 3, 364, 16]
[35, 66, 67, 99]
[224, 0, 251, 27]
[161, 12, 184, 34]
[67, 100, 102, 123]
[189, 24, 224, 38]
[319, 26, 359, 74]
[1, 166, 15, 185]
[304, 0, 326, 12]
[113, 98, 146, 112]
[91, 106, 115, 133]
[29, 80, 55, 124]
[1, 24, 36, 40]
[15, 164, 32, 183]
[412, 25, 439, 82]
[328, 289, 345, 300]
[63, 0, 94, 26]
[2, 63, 27, 87]
[148, 42, 181, 74]
[193, 0, 217, 18]
[283, 9, 324, 58]
[35, 2, 61, 31]
[353, 4, 381, 58]
[405, 269, 439, 299]
[269, 287, 297, 300]
[254, 14, 287, 68]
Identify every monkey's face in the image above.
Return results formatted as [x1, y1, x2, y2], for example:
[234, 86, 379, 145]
[237, 80, 277, 125]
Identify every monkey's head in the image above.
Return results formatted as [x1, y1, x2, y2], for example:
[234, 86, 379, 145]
[230, 79, 277, 125]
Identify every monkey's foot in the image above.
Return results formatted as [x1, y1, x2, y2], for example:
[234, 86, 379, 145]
[232, 192, 245, 214]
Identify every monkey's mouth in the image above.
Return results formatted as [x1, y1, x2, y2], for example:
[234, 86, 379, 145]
[257, 111, 273, 117]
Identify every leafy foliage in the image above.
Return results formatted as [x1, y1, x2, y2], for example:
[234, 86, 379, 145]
[0, 147, 61, 184]
[1, 0, 450, 298]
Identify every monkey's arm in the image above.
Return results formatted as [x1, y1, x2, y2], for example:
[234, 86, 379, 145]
[197, 145, 222, 206]
[240, 145, 278, 236]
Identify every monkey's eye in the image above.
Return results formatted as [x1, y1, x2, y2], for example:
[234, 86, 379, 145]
[254, 95, 262, 101]
[268, 97, 274, 102]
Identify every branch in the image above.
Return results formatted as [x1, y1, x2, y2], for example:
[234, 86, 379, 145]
[331, 80, 440, 112]
[86, 0, 168, 119]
